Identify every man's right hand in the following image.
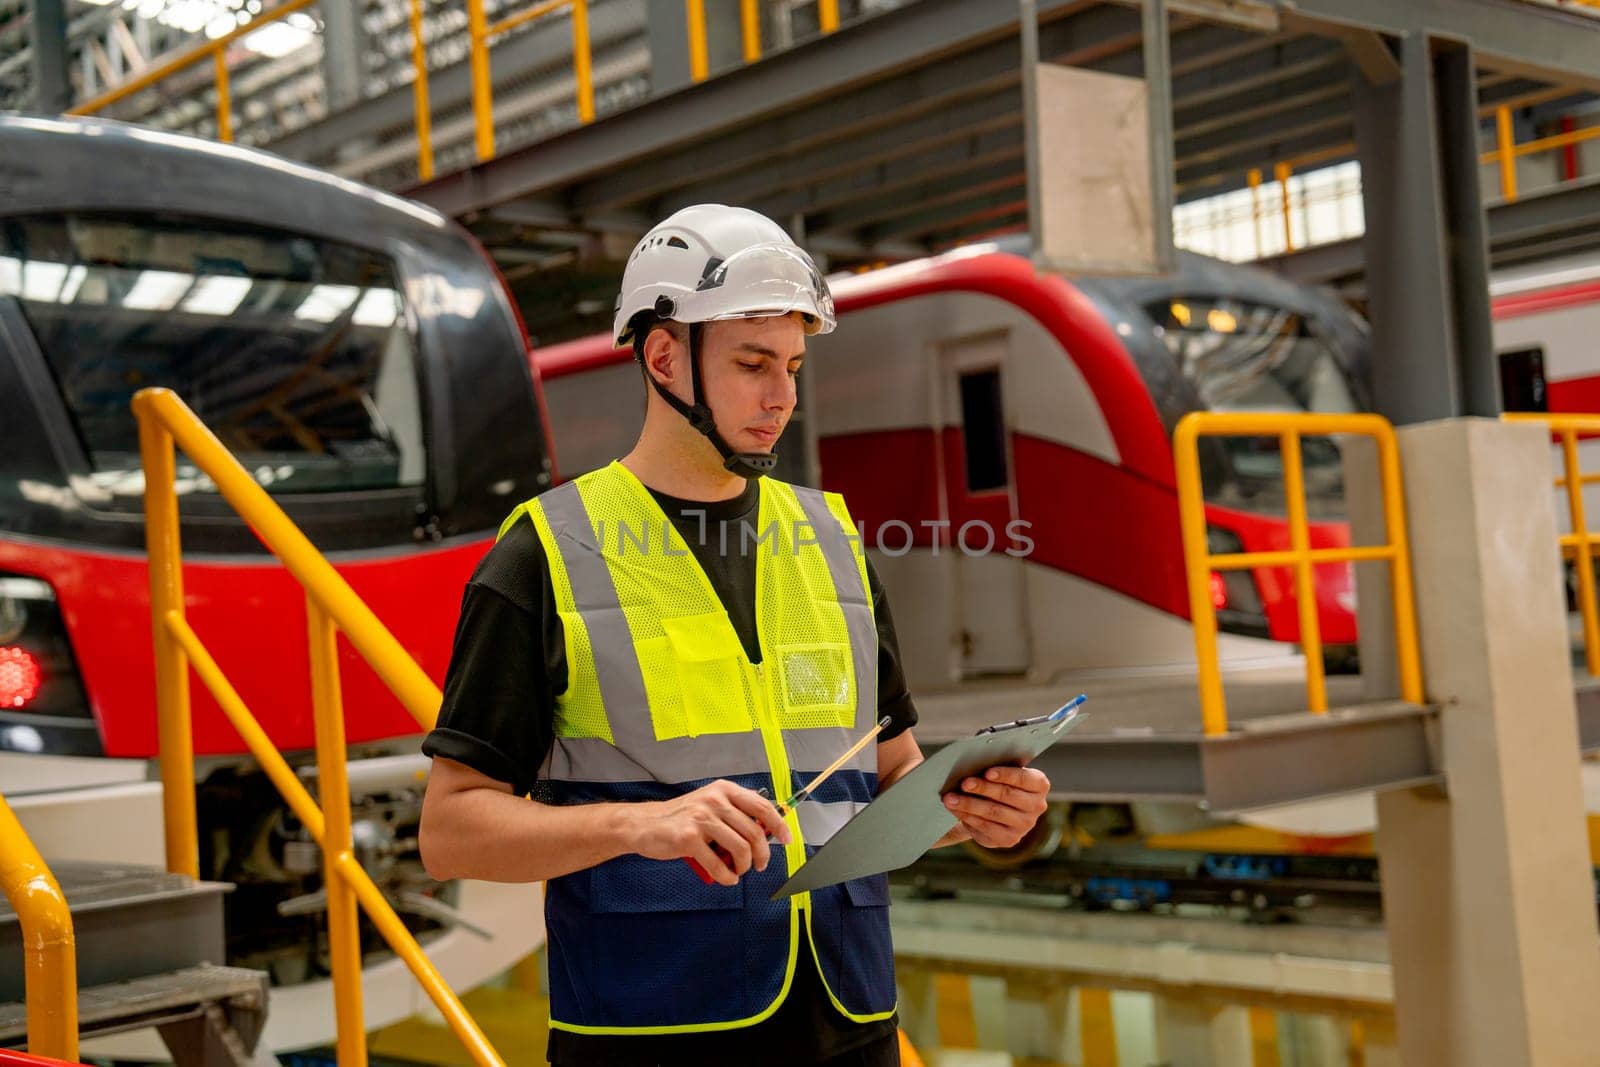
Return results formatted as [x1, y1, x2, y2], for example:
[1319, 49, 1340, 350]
[630, 780, 792, 886]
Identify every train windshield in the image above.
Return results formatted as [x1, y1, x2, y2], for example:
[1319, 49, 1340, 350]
[0, 213, 425, 497]
[1152, 297, 1358, 514]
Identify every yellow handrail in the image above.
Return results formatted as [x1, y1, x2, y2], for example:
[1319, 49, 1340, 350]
[133, 387, 501, 1067]
[67, 0, 319, 143]
[1481, 118, 1600, 203]
[0, 797, 77, 1062]
[67, 0, 845, 177]
[467, 0, 595, 163]
[1173, 412, 1423, 735]
[1503, 413, 1600, 675]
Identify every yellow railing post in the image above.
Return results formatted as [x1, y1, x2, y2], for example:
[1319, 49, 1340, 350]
[0, 797, 77, 1062]
[467, 0, 495, 161]
[1174, 412, 1423, 732]
[307, 597, 367, 1067]
[213, 46, 232, 143]
[819, 0, 840, 33]
[1496, 105, 1518, 202]
[409, 0, 435, 181]
[573, 0, 595, 123]
[1378, 428, 1424, 703]
[686, 0, 709, 82]
[133, 387, 510, 1067]
[1560, 428, 1600, 675]
[1173, 418, 1228, 735]
[1274, 161, 1294, 253]
[134, 398, 198, 880]
[1504, 413, 1600, 676]
[1247, 167, 1263, 259]
[740, 0, 761, 62]
[1281, 429, 1327, 712]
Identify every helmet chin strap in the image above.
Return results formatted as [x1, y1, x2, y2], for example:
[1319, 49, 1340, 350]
[638, 323, 778, 480]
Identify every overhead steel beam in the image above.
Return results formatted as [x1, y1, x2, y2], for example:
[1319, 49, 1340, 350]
[816, 159, 1026, 235]
[1175, 92, 1353, 179]
[1274, 0, 1600, 93]
[566, 4, 1140, 217]
[730, 126, 1029, 228]
[408, 0, 1122, 220]
[657, 94, 1022, 218]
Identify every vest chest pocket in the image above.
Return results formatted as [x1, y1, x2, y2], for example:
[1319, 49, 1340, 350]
[775, 642, 855, 730]
[659, 612, 755, 737]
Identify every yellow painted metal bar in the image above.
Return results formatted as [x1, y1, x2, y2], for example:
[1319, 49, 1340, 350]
[467, 0, 495, 162]
[687, 0, 709, 82]
[1561, 429, 1600, 675]
[1247, 167, 1263, 259]
[1209, 545, 1397, 570]
[409, 0, 435, 182]
[132, 389, 442, 728]
[1496, 106, 1517, 201]
[1378, 425, 1424, 705]
[1078, 988, 1118, 1067]
[308, 597, 367, 1067]
[740, 0, 761, 62]
[70, 0, 318, 115]
[1174, 411, 1423, 730]
[1282, 430, 1328, 713]
[1274, 160, 1294, 253]
[1349, 1019, 1366, 1067]
[0, 797, 77, 1061]
[487, 0, 570, 38]
[1173, 416, 1228, 735]
[1480, 122, 1600, 164]
[573, 0, 594, 123]
[213, 47, 232, 144]
[1248, 1006, 1282, 1067]
[164, 612, 327, 840]
[819, 0, 840, 33]
[134, 405, 198, 879]
[334, 852, 506, 1067]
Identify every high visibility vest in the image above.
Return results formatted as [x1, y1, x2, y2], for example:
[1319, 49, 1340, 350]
[506, 461, 896, 1035]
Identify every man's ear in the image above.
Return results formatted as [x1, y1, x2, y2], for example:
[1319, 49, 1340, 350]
[641, 326, 680, 388]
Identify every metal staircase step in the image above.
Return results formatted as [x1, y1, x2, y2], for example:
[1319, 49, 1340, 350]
[0, 861, 230, 1003]
[0, 965, 269, 1066]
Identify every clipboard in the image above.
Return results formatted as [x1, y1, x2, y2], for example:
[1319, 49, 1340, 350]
[771, 695, 1086, 899]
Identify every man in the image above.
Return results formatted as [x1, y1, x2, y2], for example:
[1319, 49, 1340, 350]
[419, 204, 1051, 1067]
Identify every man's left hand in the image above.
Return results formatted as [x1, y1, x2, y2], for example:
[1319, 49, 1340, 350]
[942, 766, 1051, 848]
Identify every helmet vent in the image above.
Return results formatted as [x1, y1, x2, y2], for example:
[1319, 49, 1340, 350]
[667, 236, 689, 249]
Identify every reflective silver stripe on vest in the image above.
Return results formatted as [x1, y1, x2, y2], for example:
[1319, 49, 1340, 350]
[797, 798, 869, 844]
[791, 486, 877, 732]
[782, 728, 879, 776]
[539, 481, 769, 783]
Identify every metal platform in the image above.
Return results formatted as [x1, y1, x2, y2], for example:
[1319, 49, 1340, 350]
[913, 665, 1600, 814]
[0, 861, 269, 1066]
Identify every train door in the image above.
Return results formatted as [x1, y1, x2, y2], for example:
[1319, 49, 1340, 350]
[940, 332, 1032, 677]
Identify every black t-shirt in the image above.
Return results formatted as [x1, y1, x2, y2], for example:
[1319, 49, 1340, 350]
[422, 476, 918, 1066]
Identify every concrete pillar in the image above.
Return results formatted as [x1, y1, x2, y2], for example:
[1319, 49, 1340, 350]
[1377, 418, 1600, 1065]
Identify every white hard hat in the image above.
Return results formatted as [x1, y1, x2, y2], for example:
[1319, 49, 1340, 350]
[612, 204, 836, 346]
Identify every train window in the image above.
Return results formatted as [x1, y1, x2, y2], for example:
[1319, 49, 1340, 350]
[1499, 347, 1548, 413]
[1152, 298, 1357, 509]
[958, 367, 1008, 492]
[0, 213, 424, 496]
